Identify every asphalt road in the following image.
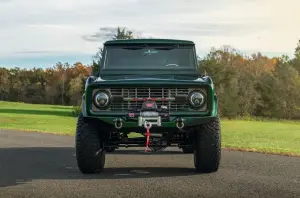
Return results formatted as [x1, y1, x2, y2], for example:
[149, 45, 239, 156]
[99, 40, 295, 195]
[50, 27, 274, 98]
[0, 129, 299, 198]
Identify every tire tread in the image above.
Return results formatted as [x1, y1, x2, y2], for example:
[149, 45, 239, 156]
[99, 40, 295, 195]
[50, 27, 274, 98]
[75, 113, 105, 173]
[194, 118, 221, 173]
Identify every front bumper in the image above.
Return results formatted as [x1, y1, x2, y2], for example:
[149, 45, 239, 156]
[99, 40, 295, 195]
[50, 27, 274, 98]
[85, 110, 218, 129]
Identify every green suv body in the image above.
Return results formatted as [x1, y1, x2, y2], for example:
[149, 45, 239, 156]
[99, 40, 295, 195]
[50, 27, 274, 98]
[76, 38, 221, 174]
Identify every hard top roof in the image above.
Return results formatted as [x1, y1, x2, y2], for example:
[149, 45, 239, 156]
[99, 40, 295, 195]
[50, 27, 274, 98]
[104, 38, 195, 45]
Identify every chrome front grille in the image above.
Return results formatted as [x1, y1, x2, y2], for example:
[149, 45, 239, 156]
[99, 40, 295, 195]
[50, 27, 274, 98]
[110, 87, 190, 111]
[91, 87, 208, 112]
[110, 88, 189, 99]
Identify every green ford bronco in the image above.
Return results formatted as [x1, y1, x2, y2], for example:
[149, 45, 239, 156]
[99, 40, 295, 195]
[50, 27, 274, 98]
[76, 38, 221, 174]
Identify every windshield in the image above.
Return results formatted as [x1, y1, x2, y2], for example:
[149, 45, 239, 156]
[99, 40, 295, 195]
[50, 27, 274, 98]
[102, 45, 197, 70]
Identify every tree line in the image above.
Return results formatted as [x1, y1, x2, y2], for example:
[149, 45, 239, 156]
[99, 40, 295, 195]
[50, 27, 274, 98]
[1, 27, 300, 120]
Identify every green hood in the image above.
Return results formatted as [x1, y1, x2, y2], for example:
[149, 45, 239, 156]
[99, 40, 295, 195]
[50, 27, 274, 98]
[90, 75, 212, 86]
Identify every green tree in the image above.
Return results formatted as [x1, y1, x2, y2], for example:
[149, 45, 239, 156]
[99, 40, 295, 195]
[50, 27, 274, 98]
[290, 40, 300, 73]
[112, 27, 134, 40]
[0, 67, 9, 101]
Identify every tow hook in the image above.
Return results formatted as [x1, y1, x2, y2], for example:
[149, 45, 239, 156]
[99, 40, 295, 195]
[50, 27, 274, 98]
[176, 118, 185, 129]
[114, 118, 123, 129]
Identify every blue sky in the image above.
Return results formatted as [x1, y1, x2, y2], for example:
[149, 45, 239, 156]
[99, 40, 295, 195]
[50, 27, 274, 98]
[0, 0, 299, 69]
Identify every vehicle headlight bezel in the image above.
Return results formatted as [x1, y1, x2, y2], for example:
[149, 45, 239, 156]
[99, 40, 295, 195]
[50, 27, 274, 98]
[92, 89, 111, 109]
[188, 90, 206, 109]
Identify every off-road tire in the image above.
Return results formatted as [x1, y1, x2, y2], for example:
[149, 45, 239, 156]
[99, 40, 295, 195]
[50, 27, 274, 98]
[193, 118, 221, 173]
[75, 113, 106, 174]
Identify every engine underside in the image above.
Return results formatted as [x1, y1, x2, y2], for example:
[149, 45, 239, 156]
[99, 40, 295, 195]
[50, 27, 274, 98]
[95, 98, 198, 152]
[104, 126, 194, 152]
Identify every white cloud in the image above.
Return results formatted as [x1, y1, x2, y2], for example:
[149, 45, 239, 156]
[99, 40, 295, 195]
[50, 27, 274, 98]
[0, 0, 299, 63]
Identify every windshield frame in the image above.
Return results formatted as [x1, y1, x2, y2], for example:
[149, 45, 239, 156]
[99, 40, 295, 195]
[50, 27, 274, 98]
[99, 43, 199, 76]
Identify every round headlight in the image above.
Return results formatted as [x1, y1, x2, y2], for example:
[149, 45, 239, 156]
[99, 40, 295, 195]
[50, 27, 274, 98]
[93, 91, 110, 108]
[189, 91, 205, 108]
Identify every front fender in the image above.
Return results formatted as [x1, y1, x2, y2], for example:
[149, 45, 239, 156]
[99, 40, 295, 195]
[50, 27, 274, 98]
[81, 76, 97, 117]
[213, 94, 219, 116]
[81, 94, 87, 116]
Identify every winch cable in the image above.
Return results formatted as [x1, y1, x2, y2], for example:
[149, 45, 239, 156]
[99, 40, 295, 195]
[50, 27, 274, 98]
[144, 122, 152, 152]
